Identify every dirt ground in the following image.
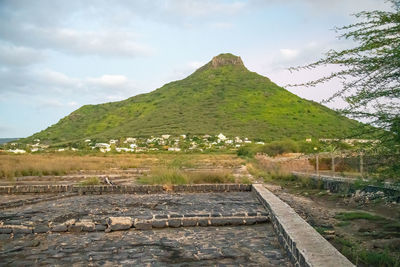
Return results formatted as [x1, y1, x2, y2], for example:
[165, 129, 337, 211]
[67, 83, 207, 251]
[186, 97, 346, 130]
[263, 182, 400, 266]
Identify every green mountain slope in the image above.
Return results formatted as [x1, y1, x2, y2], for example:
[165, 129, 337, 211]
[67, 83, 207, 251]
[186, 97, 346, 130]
[25, 53, 361, 144]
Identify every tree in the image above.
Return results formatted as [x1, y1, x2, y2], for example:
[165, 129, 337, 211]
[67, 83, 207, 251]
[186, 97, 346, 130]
[290, 0, 400, 178]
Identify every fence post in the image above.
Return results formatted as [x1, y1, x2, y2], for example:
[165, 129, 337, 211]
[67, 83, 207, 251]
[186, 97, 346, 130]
[360, 151, 364, 178]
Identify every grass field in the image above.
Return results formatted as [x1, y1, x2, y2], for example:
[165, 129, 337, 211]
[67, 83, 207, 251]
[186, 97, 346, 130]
[0, 152, 245, 179]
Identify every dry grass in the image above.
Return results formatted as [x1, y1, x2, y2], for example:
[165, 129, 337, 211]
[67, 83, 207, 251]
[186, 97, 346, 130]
[78, 176, 101, 186]
[0, 153, 244, 179]
[138, 167, 236, 185]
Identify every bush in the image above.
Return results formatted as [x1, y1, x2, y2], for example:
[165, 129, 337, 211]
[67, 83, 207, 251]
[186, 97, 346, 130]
[237, 144, 258, 157]
[259, 140, 299, 157]
[138, 167, 235, 185]
[189, 170, 235, 184]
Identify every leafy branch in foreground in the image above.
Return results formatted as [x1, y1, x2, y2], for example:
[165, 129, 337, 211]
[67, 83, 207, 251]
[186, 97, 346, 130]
[289, 0, 400, 178]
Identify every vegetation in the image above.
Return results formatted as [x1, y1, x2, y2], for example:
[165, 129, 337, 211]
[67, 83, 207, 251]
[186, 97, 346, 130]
[335, 211, 385, 221]
[138, 167, 236, 185]
[336, 237, 400, 267]
[23, 53, 360, 145]
[0, 153, 244, 179]
[238, 140, 300, 158]
[79, 177, 101, 186]
[290, 1, 400, 178]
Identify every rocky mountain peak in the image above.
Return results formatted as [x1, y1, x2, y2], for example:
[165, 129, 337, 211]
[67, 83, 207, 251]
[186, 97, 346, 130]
[210, 53, 245, 68]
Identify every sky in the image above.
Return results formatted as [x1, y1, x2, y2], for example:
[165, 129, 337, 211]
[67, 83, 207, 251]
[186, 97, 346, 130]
[0, 0, 393, 138]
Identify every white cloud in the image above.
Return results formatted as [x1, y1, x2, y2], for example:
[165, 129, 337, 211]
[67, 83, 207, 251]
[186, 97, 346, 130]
[0, 43, 44, 66]
[279, 49, 300, 60]
[86, 75, 129, 88]
[0, 25, 152, 58]
[187, 61, 204, 69]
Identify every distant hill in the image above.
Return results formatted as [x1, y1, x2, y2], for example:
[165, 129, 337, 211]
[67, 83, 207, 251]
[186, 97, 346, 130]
[0, 138, 19, 144]
[23, 53, 361, 144]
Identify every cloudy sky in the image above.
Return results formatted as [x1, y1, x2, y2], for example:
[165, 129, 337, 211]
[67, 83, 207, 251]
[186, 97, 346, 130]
[0, 0, 393, 138]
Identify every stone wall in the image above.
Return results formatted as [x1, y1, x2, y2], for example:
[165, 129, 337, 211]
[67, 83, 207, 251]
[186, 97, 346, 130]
[0, 184, 252, 195]
[0, 212, 269, 235]
[252, 184, 354, 267]
[292, 172, 400, 202]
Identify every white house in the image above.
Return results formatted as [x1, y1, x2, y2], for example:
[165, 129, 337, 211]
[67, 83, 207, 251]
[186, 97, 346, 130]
[162, 134, 171, 139]
[95, 143, 111, 148]
[225, 139, 233, 144]
[235, 137, 243, 143]
[129, 143, 138, 149]
[255, 141, 265, 145]
[109, 139, 118, 144]
[116, 147, 133, 152]
[7, 149, 26, 154]
[100, 147, 111, 153]
[168, 147, 181, 152]
[217, 133, 227, 141]
[84, 139, 91, 143]
[125, 137, 136, 143]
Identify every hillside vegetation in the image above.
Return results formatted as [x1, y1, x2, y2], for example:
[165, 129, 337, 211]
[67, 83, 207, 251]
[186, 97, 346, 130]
[24, 53, 360, 144]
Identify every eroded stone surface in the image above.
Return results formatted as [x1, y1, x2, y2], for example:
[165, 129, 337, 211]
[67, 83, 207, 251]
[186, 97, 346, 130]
[0, 192, 265, 226]
[0, 225, 291, 266]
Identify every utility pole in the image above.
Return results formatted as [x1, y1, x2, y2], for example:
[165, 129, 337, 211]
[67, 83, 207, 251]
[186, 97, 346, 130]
[316, 153, 320, 177]
[331, 152, 335, 173]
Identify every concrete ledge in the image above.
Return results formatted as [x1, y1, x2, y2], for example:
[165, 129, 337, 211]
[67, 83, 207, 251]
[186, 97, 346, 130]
[252, 184, 354, 267]
[0, 184, 252, 195]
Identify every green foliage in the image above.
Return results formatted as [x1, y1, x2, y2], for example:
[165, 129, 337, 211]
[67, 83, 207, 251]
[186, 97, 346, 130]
[23, 53, 359, 146]
[335, 211, 385, 221]
[337, 237, 400, 267]
[138, 168, 187, 185]
[259, 140, 299, 156]
[237, 144, 258, 157]
[290, 2, 400, 178]
[138, 167, 235, 185]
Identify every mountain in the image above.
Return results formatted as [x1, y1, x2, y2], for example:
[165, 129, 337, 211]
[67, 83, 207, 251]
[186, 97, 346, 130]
[0, 138, 19, 145]
[24, 53, 360, 144]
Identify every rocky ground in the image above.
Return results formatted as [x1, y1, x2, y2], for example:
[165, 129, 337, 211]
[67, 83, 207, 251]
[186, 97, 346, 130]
[0, 192, 291, 266]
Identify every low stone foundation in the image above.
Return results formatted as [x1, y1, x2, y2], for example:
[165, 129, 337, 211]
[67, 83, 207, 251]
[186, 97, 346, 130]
[0, 212, 269, 235]
[0, 184, 252, 195]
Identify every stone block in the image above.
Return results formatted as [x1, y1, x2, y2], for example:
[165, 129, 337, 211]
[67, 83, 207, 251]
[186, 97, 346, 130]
[134, 220, 152, 230]
[168, 219, 181, 228]
[34, 225, 49, 234]
[228, 218, 245, 226]
[245, 218, 257, 225]
[182, 219, 197, 227]
[255, 216, 269, 223]
[107, 217, 133, 231]
[152, 220, 167, 228]
[197, 219, 209, 227]
[52, 224, 68, 232]
[210, 218, 229, 226]
[0, 228, 12, 234]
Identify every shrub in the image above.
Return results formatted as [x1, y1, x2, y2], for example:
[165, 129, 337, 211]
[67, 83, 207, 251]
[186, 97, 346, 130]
[237, 144, 258, 157]
[260, 140, 299, 157]
[188, 170, 235, 184]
